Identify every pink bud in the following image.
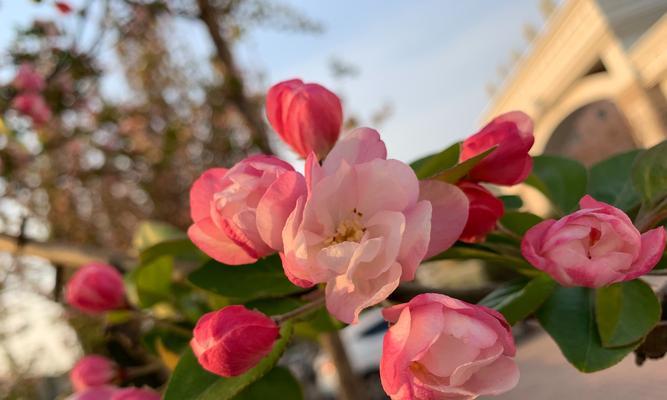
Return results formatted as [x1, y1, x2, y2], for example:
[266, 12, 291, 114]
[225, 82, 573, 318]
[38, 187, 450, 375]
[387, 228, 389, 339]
[458, 182, 504, 243]
[11, 93, 52, 125]
[13, 63, 45, 92]
[55, 1, 74, 14]
[522, 195, 667, 287]
[191, 305, 279, 377]
[266, 79, 342, 159]
[461, 111, 534, 186]
[111, 387, 161, 400]
[65, 263, 126, 314]
[70, 355, 117, 392]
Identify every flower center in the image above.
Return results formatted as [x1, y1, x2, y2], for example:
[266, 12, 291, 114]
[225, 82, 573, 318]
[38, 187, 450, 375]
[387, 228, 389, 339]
[325, 208, 366, 245]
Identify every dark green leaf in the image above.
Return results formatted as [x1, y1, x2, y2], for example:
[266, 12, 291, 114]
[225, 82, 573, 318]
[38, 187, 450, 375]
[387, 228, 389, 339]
[233, 367, 302, 400]
[499, 211, 543, 236]
[431, 246, 538, 276]
[595, 279, 661, 348]
[588, 150, 642, 211]
[537, 286, 636, 372]
[188, 255, 304, 302]
[525, 155, 587, 214]
[140, 238, 206, 265]
[632, 140, 667, 206]
[126, 256, 173, 307]
[498, 195, 523, 210]
[164, 322, 294, 400]
[132, 220, 185, 252]
[432, 146, 496, 184]
[479, 274, 556, 325]
[410, 142, 460, 179]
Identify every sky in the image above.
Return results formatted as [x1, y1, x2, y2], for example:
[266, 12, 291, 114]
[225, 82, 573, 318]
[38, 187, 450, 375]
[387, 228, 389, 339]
[0, 0, 550, 375]
[1, 0, 549, 164]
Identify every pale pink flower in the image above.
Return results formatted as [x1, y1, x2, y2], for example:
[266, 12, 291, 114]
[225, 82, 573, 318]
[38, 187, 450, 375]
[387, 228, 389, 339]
[381, 294, 519, 400]
[281, 128, 468, 323]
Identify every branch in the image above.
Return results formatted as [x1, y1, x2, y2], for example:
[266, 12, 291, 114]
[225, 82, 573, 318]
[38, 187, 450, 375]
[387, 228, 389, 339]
[196, 0, 272, 154]
[0, 233, 134, 270]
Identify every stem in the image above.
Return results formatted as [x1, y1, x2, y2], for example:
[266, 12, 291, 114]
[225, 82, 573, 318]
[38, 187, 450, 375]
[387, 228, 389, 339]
[272, 294, 326, 325]
[319, 331, 366, 400]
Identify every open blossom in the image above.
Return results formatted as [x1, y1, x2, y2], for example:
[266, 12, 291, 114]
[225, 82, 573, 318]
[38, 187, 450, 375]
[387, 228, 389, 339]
[11, 93, 52, 125]
[458, 182, 504, 243]
[191, 305, 279, 377]
[111, 387, 161, 400]
[281, 128, 468, 323]
[522, 195, 666, 287]
[266, 79, 342, 159]
[65, 263, 126, 314]
[461, 111, 534, 186]
[381, 294, 519, 400]
[70, 355, 117, 391]
[188, 155, 305, 265]
[12, 63, 45, 92]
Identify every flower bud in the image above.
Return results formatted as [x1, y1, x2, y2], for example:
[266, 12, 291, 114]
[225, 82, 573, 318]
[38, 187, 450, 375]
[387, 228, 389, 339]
[266, 79, 342, 159]
[191, 305, 279, 377]
[11, 93, 52, 125]
[70, 355, 117, 391]
[65, 263, 126, 314]
[458, 182, 504, 243]
[522, 195, 666, 287]
[461, 111, 534, 186]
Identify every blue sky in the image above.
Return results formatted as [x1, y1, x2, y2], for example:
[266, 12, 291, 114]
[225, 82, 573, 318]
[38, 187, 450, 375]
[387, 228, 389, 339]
[1, 0, 548, 163]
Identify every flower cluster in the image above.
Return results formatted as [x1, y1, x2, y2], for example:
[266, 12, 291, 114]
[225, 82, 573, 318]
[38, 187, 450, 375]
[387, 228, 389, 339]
[10, 63, 51, 125]
[60, 78, 666, 400]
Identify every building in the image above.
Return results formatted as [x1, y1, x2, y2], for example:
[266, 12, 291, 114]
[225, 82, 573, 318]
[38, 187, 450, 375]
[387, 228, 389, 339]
[486, 0, 667, 166]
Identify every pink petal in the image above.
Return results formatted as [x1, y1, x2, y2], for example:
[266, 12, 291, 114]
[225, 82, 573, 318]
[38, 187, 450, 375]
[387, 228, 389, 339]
[256, 171, 306, 250]
[190, 168, 228, 222]
[355, 159, 419, 215]
[322, 127, 387, 173]
[462, 355, 519, 396]
[187, 219, 256, 265]
[381, 307, 414, 399]
[419, 180, 469, 258]
[398, 201, 432, 281]
[626, 226, 667, 280]
[521, 219, 556, 271]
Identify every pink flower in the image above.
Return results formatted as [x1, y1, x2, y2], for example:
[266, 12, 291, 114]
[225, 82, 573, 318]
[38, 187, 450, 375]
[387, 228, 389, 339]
[188, 155, 305, 265]
[111, 387, 161, 400]
[281, 128, 468, 323]
[460, 111, 534, 186]
[190, 305, 279, 377]
[70, 355, 117, 392]
[13, 63, 45, 92]
[458, 182, 504, 243]
[11, 93, 52, 125]
[266, 79, 343, 159]
[380, 294, 519, 400]
[67, 386, 118, 400]
[522, 195, 666, 287]
[65, 263, 126, 314]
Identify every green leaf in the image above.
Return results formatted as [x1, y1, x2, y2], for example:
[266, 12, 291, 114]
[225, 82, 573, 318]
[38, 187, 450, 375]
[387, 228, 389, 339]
[410, 142, 460, 179]
[188, 255, 304, 302]
[479, 274, 556, 325]
[164, 322, 294, 400]
[246, 298, 340, 340]
[498, 195, 523, 210]
[499, 211, 543, 236]
[233, 367, 302, 400]
[595, 279, 661, 348]
[432, 146, 496, 184]
[587, 150, 643, 211]
[140, 238, 206, 265]
[525, 155, 587, 214]
[537, 286, 637, 372]
[632, 140, 667, 206]
[432, 246, 538, 276]
[126, 256, 173, 307]
[133, 220, 185, 252]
